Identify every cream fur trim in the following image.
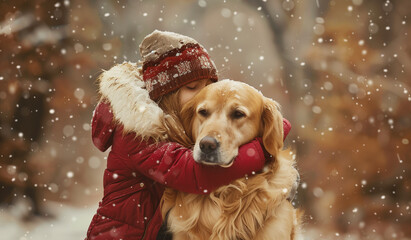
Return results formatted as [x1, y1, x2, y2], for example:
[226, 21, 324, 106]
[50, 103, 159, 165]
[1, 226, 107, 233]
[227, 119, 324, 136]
[98, 62, 166, 140]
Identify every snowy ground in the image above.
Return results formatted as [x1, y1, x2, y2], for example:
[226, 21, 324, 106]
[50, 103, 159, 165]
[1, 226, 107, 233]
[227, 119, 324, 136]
[0, 201, 322, 240]
[1, 201, 408, 240]
[0, 201, 96, 240]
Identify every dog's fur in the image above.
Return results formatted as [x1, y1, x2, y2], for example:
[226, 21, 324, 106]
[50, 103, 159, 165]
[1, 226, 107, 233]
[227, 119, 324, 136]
[97, 63, 301, 240]
[161, 80, 302, 240]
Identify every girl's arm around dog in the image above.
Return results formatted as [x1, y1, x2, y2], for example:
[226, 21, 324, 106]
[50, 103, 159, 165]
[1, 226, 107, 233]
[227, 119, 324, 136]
[92, 101, 268, 195]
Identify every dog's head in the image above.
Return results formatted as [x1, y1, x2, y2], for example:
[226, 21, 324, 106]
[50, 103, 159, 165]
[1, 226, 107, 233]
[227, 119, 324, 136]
[181, 79, 284, 167]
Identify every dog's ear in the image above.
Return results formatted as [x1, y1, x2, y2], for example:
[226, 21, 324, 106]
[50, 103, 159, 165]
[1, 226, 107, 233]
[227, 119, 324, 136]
[261, 97, 284, 156]
[180, 99, 197, 140]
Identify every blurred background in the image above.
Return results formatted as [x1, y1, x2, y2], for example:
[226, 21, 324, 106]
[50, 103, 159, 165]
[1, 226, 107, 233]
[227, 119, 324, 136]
[0, 0, 410, 239]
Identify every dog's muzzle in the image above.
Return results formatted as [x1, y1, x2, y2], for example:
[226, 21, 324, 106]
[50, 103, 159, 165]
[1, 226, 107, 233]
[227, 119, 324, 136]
[198, 136, 220, 164]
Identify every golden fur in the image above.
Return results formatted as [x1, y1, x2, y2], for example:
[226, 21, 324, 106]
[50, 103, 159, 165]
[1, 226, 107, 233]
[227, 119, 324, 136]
[161, 80, 302, 240]
[96, 63, 301, 239]
[158, 88, 194, 148]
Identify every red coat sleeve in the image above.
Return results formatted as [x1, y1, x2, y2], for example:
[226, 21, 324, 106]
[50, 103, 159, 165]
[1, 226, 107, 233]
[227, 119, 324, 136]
[93, 101, 267, 194]
[117, 138, 267, 195]
[92, 101, 116, 152]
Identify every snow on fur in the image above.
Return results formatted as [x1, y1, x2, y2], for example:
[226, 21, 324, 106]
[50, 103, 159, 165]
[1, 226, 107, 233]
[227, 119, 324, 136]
[98, 62, 166, 140]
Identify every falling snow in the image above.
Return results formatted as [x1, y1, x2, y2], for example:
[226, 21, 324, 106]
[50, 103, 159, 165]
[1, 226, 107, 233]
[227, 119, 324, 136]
[0, 0, 410, 239]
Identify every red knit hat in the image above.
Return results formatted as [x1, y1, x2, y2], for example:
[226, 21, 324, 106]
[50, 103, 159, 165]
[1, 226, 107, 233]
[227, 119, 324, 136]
[139, 30, 218, 101]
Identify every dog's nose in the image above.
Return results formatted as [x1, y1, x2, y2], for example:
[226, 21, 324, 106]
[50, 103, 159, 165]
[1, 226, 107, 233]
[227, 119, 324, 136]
[199, 136, 219, 154]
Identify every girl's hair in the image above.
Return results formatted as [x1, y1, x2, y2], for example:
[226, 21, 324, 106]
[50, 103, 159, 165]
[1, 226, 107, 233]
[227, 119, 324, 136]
[158, 89, 194, 147]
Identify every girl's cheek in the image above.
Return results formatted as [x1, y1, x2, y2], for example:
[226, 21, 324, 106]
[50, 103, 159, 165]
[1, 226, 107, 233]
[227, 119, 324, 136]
[179, 86, 204, 105]
[188, 91, 197, 100]
[179, 90, 194, 106]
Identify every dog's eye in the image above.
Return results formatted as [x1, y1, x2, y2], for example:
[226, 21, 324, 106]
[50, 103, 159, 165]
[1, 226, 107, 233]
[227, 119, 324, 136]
[198, 109, 209, 117]
[232, 110, 246, 119]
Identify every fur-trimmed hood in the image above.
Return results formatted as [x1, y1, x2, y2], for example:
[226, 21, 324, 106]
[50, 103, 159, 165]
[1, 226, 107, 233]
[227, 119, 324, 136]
[96, 62, 166, 141]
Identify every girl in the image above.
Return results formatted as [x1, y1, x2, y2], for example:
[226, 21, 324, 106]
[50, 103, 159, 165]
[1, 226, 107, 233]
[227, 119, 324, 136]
[86, 30, 289, 240]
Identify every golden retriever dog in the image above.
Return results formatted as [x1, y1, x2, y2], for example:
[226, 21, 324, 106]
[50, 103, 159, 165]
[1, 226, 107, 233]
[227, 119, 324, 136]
[160, 79, 302, 240]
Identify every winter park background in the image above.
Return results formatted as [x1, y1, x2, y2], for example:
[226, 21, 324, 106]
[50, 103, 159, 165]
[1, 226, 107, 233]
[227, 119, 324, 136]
[0, 0, 410, 239]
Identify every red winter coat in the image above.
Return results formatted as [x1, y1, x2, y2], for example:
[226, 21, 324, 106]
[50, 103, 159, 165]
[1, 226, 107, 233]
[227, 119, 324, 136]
[85, 63, 270, 240]
[86, 102, 268, 240]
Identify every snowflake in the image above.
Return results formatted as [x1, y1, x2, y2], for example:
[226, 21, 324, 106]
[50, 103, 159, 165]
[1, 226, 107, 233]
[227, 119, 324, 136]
[145, 79, 154, 92]
[199, 55, 212, 69]
[157, 72, 169, 85]
[174, 61, 191, 76]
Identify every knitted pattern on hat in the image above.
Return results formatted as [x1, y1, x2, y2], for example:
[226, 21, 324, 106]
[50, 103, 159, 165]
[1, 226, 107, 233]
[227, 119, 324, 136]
[139, 30, 218, 100]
